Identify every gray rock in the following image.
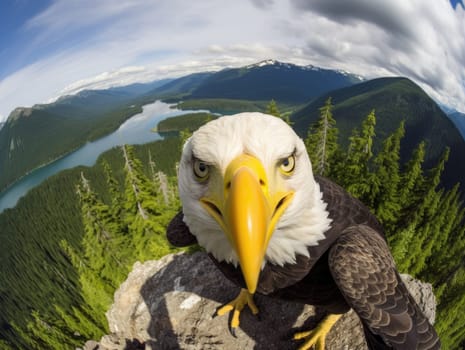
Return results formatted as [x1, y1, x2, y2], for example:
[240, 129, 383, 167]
[94, 252, 436, 350]
[400, 273, 436, 324]
[82, 339, 99, 350]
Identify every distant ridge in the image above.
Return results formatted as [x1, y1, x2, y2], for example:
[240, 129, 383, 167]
[447, 111, 465, 140]
[146, 72, 214, 100]
[146, 60, 362, 106]
[187, 59, 363, 103]
[246, 59, 364, 80]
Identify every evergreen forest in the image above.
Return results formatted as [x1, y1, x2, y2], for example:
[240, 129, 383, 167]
[0, 100, 464, 349]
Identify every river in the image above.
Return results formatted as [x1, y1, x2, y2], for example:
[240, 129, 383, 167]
[0, 100, 204, 213]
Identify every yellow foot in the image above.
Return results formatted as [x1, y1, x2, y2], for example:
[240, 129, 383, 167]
[215, 288, 259, 336]
[293, 313, 342, 350]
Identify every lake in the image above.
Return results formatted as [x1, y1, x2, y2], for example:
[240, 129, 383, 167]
[0, 101, 204, 213]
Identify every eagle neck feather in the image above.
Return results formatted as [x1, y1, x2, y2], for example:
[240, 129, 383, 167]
[265, 181, 332, 267]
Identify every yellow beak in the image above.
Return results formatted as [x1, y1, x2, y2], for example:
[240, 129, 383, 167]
[201, 154, 294, 294]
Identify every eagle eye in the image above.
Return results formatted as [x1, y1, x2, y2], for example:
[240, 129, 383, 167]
[193, 158, 210, 180]
[279, 155, 295, 175]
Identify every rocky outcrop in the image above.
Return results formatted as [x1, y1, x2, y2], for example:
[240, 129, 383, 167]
[84, 252, 437, 350]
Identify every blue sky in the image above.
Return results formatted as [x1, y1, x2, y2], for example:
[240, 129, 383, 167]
[1, 0, 465, 122]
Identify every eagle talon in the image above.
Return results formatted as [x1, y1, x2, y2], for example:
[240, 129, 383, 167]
[230, 325, 237, 338]
[215, 288, 259, 335]
[293, 314, 342, 350]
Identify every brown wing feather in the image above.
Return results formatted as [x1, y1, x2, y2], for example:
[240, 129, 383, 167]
[329, 225, 440, 350]
[316, 175, 384, 237]
[166, 211, 198, 247]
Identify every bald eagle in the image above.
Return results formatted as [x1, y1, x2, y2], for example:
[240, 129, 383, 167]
[167, 113, 440, 349]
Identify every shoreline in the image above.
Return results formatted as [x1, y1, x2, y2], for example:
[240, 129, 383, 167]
[0, 100, 160, 196]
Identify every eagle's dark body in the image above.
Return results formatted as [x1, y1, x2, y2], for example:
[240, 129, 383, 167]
[167, 176, 440, 349]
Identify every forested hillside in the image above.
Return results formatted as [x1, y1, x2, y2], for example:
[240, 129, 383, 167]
[0, 137, 183, 349]
[0, 89, 151, 192]
[1, 102, 464, 349]
[292, 77, 465, 194]
[156, 112, 218, 133]
[305, 99, 465, 348]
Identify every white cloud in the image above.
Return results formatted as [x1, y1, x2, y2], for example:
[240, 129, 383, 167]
[55, 66, 147, 98]
[287, 0, 465, 111]
[0, 0, 464, 121]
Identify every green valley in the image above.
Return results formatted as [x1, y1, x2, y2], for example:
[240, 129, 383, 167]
[0, 90, 146, 192]
[0, 78, 172, 193]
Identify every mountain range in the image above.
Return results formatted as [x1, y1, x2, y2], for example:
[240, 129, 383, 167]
[145, 59, 363, 104]
[188, 59, 362, 102]
[0, 59, 463, 195]
[0, 60, 361, 191]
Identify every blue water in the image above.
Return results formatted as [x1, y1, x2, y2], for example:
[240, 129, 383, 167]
[0, 101, 203, 213]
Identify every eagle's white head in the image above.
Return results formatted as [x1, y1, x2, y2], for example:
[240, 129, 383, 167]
[178, 113, 331, 293]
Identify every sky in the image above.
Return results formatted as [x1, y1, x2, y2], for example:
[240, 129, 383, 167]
[0, 0, 465, 122]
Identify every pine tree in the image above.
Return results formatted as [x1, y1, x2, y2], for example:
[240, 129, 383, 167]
[419, 187, 463, 277]
[121, 144, 176, 261]
[122, 144, 156, 220]
[147, 150, 176, 206]
[370, 122, 404, 232]
[398, 141, 426, 214]
[341, 110, 376, 201]
[102, 160, 122, 220]
[179, 128, 193, 155]
[387, 142, 427, 264]
[266, 99, 280, 117]
[389, 222, 416, 269]
[305, 97, 339, 177]
[390, 150, 449, 274]
[266, 99, 292, 125]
